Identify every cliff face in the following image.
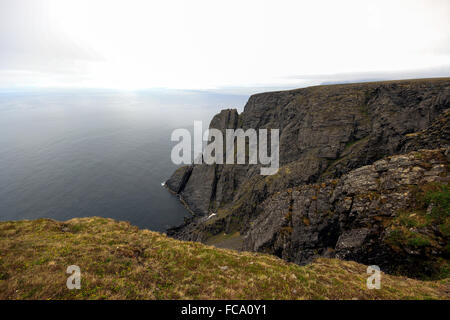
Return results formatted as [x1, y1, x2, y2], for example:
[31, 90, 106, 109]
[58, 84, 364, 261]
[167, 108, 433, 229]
[243, 148, 449, 278]
[166, 78, 450, 279]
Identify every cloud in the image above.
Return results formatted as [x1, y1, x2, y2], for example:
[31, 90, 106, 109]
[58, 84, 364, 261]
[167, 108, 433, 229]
[286, 65, 450, 84]
[0, 0, 449, 89]
[0, 0, 102, 79]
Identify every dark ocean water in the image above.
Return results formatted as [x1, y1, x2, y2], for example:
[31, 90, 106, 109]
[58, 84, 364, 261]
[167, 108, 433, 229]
[0, 89, 247, 231]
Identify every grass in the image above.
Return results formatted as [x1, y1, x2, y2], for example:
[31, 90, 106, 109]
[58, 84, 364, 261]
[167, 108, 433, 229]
[0, 217, 448, 300]
[422, 184, 449, 221]
[389, 183, 449, 246]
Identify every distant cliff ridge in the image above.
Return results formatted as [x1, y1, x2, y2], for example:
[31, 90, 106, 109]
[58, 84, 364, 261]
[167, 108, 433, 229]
[166, 78, 450, 279]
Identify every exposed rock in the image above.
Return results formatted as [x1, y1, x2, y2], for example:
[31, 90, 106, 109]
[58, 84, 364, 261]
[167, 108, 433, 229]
[399, 108, 450, 152]
[165, 165, 192, 194]
[166, 78, 450, 279]
[242, 148, 450, 278]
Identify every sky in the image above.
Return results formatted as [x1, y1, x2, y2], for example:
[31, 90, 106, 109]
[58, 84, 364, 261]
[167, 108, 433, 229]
[1, 0, 449, 92]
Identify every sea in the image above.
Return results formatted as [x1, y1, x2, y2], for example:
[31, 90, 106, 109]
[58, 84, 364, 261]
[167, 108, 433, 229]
[0, 88, 248, 231]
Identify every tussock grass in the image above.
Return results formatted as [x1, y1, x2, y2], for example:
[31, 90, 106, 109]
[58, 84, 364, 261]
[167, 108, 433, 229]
[0, 217, 448, 300]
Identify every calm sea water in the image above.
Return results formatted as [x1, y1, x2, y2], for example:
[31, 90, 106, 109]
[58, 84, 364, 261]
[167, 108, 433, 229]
[0, 89, 247, 231]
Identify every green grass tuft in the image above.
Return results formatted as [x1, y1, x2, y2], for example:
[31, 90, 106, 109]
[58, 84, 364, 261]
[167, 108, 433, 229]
[0, 217, 448, 300]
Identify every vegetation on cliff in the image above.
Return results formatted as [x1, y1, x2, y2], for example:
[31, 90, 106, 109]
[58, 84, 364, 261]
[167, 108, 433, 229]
[0, 217, 448, 300]
[166, 78, 450, 280]
[241, 148, 449, 280]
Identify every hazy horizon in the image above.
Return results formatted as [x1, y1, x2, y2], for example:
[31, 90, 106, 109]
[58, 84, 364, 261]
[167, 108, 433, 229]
[1, 0, 449, 92]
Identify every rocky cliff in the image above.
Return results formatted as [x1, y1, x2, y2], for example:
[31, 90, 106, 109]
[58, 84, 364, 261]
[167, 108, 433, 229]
[166, 78, 450, 279]
[2, 218, 448, 299]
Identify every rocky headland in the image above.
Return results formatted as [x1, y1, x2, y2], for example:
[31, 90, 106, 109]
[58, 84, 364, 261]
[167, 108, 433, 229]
[166, 78, 450, 280]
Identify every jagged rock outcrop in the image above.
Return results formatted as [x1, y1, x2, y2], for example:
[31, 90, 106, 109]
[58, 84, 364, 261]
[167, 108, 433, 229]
[243, 148, 449, 279]
[166, 78, 450, 278]
[399, 109, 450, 152]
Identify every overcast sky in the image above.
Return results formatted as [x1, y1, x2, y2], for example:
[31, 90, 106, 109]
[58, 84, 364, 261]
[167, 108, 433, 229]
[1, 0, 449, 91]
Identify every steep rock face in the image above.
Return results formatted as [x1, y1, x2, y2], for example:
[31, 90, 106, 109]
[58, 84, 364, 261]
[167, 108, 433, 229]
[243, 148, 449, 278]
[399, 108, 450, 153]
[165, 108, 242, 216]
[2, 218, 449, 299]
[166, 78, 450, 278]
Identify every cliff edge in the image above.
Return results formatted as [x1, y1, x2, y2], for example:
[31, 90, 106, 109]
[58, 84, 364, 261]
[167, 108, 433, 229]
[0, 218, 448, 299]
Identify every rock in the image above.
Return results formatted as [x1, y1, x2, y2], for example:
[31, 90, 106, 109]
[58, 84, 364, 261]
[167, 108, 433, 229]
[242, 148, 450, 278]
[165, 165, 192, 193]
[166, 78, 450, 279]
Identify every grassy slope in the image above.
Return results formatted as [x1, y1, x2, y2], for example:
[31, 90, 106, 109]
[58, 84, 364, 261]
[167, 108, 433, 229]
[0, 217, 448, 300]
